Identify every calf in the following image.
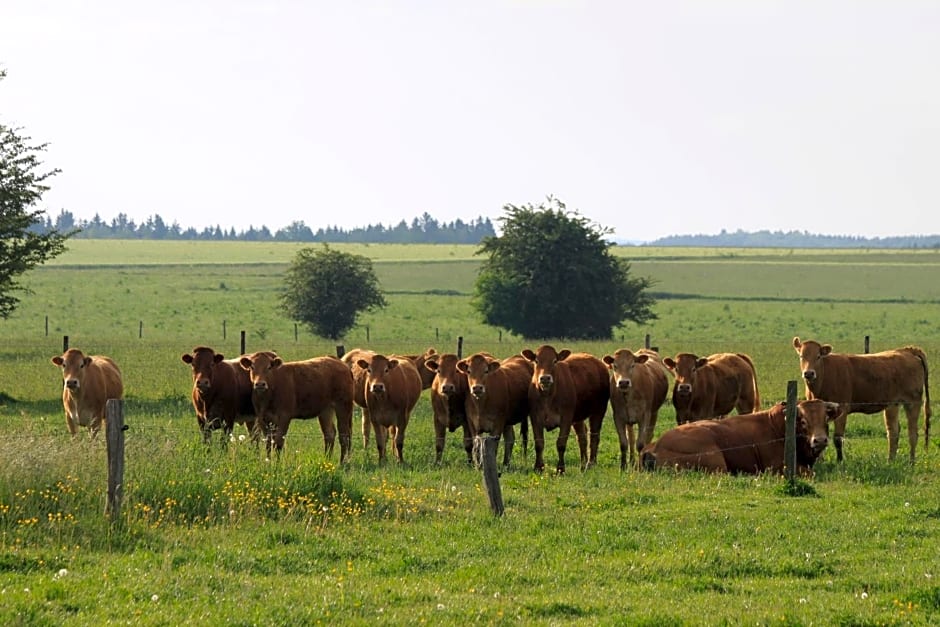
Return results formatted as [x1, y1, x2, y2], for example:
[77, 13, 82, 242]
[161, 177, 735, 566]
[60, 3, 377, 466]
[602, 348, 670, 470]
[456, 353, 531, 468]
[641, 400, 841, 475]
[181, 346, 255, 443]
[51, 348, 124, 438]
[424, 353, 474, 464]
[356, 353, 423, 463]
[239, 352, 354, 461]
[522, 345, 610, 474]
[793, 337, 931, 462]
[663, 352, 761, 424]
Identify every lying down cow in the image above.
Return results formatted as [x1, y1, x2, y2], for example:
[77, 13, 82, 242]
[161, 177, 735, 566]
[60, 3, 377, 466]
[641, 400, 840, 475]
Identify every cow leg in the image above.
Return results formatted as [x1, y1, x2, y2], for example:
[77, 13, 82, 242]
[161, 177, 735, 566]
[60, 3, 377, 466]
[372, 421, 388, 464]
[318, 411, 337, 458]
[883, 406, 901, 462]
[393, 418, 408, 464]
[833, 410, 848, 462]
[501, 424, 515, 467]
[532, 419, 546, 473]
[334, 401, 353, 464]
[904, 402, 921, 464]
[570, 420, 590, 471]
[89, 415, 104, 440]
[461, 424, 474, 465]
[555, 421, 577, 474]
[587, 414, 603, 468]
[434, 419, 447, 465]
[622, 422, 636, 471]
[639, 411, 658, 455]
[360, 407, 371, 449]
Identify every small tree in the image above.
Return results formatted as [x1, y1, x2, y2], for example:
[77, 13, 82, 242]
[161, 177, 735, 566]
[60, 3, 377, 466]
[281, 244, 387, 340]
[0, 70, 74, 319]
[472, 197, 656, 340]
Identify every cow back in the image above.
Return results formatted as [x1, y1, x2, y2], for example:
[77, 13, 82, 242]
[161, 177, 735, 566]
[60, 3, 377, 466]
[268, 357, 354, 419]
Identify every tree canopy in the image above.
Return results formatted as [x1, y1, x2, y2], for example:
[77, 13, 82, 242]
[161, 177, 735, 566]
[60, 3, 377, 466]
[0, 70, 73, 319]
[472, 198, 656, 340]
[280, 244, 387, 340]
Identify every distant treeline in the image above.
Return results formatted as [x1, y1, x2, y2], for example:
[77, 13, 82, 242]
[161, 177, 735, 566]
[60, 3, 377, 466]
[36, 211, 496, 244]
[647, 229, 940, 249]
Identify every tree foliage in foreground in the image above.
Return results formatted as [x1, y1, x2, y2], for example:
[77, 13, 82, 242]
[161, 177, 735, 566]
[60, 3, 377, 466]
[0, 70, 73, 319]
[280, 244, 387, 340]
[472, 198, 656, 340]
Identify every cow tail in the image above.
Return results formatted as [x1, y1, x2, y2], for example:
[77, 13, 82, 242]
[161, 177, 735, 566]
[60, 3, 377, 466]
[521, 415, 529, 459]
[912, 347, 931, 451]
[738, 353, 762, 410]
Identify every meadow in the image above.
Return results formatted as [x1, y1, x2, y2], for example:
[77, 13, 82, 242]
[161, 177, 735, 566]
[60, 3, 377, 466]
[1, 240, 939, 625]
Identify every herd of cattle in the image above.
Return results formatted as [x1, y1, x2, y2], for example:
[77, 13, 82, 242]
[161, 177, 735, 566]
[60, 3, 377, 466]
[50, 337, 932, 476]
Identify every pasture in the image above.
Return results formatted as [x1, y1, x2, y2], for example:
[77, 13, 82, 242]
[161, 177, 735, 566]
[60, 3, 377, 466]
[1, 240, 939, 625]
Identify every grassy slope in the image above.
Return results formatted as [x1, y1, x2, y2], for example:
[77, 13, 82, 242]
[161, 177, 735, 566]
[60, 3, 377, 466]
[1, 241, 938, 625]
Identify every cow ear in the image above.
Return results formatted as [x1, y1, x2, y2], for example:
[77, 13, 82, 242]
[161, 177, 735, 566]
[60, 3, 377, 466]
[636, 354, 650, 364]
[825, 402, 841, 420]
[388, 359, 400, 370]
[456, 360, 469, 374]
[663, 357, 676, 371]
[557, 349, 571, 361]
[181, 354, 194, 364]
[272, 358, 283, 368]
[792, 337, 802, 351]
[239, 357, 253, 370]
[521, 349, 535, 362]
[820, 345, 833, 356]
[486, 361, 501, 373]
[425, 359, 440, 372]
[52, 356, 64, 366]
[356, 359, 369, 370]
[213, 353, 225, 363]
[83, 357, 93, 367]
[695, 357, 709, 368]
[602, 355, 614, 366]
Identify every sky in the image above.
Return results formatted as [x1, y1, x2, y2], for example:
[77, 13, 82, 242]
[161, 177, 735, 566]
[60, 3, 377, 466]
[2, 1, 939, 242]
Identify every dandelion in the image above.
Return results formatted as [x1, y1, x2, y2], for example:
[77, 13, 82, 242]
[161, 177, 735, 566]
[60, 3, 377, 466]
[861, 592, 869, 600]
[54, 568, 68, 580]
[151, 594, 159, 602]
[436, 604, 445, 611]
[239, 434, 246, 442]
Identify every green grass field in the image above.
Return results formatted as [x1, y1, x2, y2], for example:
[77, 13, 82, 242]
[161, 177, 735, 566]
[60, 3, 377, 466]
[1, 240, 939, 625]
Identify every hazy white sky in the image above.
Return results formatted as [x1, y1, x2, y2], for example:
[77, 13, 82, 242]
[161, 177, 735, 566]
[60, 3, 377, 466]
[2, 1, 938, 241]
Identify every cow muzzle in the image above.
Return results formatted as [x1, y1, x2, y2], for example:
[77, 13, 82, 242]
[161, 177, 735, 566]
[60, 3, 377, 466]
[616, 379, 632, 391]
[196, 379, 212, 393]
[537, 375, 553, 392]
[253, 381, 269, 392]
[676, 383, 691, 395]
[471, 384, 485, 399]
[370, 383, 386, 395]
[441, 382, 456, 395]
[802, 370, 817, 382]
[809, 435, 828, 455]
[65, 379, 79, 390]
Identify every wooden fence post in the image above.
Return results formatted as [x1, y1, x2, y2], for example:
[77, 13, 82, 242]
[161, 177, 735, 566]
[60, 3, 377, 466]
[335, 345, 345, 359]
[240, 331, 246, 356]
[223, 319, 227, 340]
[457, 336, 464, 360]
[366, 326, 370, 342]
[139, 320, 143, 339]
[864, 335, 870, 354]
[63, 335, 69, 352]
[784, 380, 798, 484]
[645, 333, 651, 349]
[477, 435, 505, 516]
[106, 399, 126, 520]
[45, 315, 49, 337]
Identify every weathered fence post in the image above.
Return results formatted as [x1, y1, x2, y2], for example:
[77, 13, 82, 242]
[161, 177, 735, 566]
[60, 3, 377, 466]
[457, 336, 464, 360]
[105, 399, 126, 520]
[784, 380, 798, 484]
[45, 315, 49, 337]
[335, 345, 345, 359]
[223, 319, 227, 340]
[645, 333, 651, 349]
[366, 326, 370, 342]
[864, 335, 870, 354]
[240, 330, 246, 355]
[476, 435, 504, 516]
[294, 323, 298, 342]
[139, 320, 143, 339]
[63, 335, 69, 352]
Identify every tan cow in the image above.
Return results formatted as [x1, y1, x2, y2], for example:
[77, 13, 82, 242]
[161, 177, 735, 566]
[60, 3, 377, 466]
[793, 337, 931, 463]
[641, 400, 841, 475]
[181, 346, 255, 443]
[51, 348, 124, 438]
[424, 353, 474, 464]
[355, 353, 423, 464]
[522, 345, 610, 474]
[662, 352, 761, 424]
[456, 353, 531, 468]
[602, 348, 670, 470]
[239, 352, 354, 461]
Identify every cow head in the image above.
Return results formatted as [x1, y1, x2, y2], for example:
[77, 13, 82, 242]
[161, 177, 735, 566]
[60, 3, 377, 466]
[457, 353, 500, 400]
[603, 349, 651, 394]
[357, 354, 400, 396]
[663, 353, 707, 397]
[522, 345, 571, 394]
[408, 347, 439, 390]
[426, 353, 464, 398]
[182, 346, 225, 396]
[792, 337, 832, 391]
[239, 352, 282, 393]
[794, 399, 841, 463]
[52, 349, 93, 391]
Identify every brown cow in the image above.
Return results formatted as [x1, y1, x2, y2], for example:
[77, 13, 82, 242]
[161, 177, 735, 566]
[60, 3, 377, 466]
[239, 352, 354, 461]
[181, 346, 255, 443]
[602, 348, 670, 470]
[522, 345, 610, 474]
[342, 347, 437, 448]
[792, 337, 931, 463]
[456, 353, 531, 468]
[662, 352, 761, 424]
[51, 348, 124, 438]
[641, 400, 841, 475]
[425, 353, 474, 464]
[355, 353, 423, 463]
